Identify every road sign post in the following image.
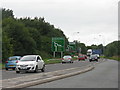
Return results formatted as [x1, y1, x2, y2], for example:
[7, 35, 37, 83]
[53, 51, 56, 58]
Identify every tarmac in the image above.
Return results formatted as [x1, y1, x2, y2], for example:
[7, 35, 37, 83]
[1, 64, 94, 89]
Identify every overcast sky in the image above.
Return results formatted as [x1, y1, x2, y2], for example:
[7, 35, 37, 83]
[2, 0, 119, 46]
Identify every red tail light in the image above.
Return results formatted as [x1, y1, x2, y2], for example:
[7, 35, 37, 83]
[61, 58, 64, 60]
[16, 60, 18, 63]
[6, 61, 8, 63]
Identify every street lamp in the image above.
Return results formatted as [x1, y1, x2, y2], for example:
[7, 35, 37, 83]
[93, 37, 98, 45]
[99, 34, 105, 56]
[99, 35, 106, 46]
[72, 32, 80, 41]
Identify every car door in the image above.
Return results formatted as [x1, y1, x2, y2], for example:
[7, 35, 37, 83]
[39, 56, 44, 69]
[37, 56, 43, 69]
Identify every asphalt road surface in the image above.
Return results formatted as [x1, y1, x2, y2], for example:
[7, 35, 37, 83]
[2, 59, 104, 80]
[26, 59, 118, 88]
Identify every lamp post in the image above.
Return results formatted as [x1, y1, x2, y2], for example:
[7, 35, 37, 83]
[72, 32, 80, 41]
[99, 35, 106, 46]
[93, 37, 98, 45]
[99, 34, 105, 55]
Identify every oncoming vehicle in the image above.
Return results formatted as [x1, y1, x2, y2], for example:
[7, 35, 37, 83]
[62, 55, 73, 63]
[5, 56, 21, 70]
[16, 55, 45, 73]
[89, 54, 98, 62]
[94, 54, 100, 59]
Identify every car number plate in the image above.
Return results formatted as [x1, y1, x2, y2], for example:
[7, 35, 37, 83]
[21, 67, 27, 69]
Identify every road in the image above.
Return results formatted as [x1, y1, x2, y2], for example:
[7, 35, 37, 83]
[2, 59, 104, 80]
[26, 59, 118, 88]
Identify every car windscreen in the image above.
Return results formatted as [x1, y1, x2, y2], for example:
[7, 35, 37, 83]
[8, 57, 20, 60]
[91, 55, 96, 58]
[63, 56, 71, 59]
[79, 55, 84, 57]
[20, 56, 36, 61]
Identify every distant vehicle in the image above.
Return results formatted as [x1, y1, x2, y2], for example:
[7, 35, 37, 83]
[87, 49, 102, 57]
[84, 55, 87, 59]
[5, 56, 21, 70]
[89, 54, 98, 62]
[92, 49, 102, 55]
[87, 49, 92, 56]
[78, 55, 86, 61]
[16, 55, 45, 73]
[74, 56, 78, 58]
[62, 55, 73, 63]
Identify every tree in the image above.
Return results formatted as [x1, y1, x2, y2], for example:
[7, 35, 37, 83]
[3, 17, 37, 56]
[2, 8, 14, 19]
[2, 32, 13, 62]
[2, 8, 68, 59]
[76, 42, 87, 54]
[104, 41, 119, 57]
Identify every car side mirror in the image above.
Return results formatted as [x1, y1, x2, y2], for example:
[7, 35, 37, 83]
[37, 59, 40, 62]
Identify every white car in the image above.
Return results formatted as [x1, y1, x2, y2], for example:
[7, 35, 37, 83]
[16, 55, 45, 73]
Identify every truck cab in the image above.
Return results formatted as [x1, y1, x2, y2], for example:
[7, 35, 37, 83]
[87, 49, 92, 56]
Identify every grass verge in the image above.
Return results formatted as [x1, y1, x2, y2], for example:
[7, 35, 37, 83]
[101, 56, 120, 61]
[0, 63, 5, 69]
[0, 63, 2, 69]
[107, 56, 120, 61]
[44, 58, 62, 64]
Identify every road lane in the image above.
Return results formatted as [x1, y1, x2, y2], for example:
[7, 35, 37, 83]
[27, 59, 118, 88]
[2, 59, 105, 80]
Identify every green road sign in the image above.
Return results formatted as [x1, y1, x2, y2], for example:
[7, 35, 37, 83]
[67, 42, 76, 52]
[52, 37, 65, 52]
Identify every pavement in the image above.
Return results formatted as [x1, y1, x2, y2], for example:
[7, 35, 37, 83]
[1, 64, 94, 89]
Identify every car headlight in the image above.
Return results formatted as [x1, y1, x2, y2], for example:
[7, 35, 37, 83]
[16, 64, 20, 66]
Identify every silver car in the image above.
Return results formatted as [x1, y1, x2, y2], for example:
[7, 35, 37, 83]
[62, 55, 73, 63]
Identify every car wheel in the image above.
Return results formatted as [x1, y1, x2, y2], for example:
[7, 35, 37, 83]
[96, 59, 98, 62]
[41, 65, 45, 72]
[5, 68, 8, 70]
[89, 60, 92, 62]
[16, 71, 20, 73]
[34, 66, 38, 73]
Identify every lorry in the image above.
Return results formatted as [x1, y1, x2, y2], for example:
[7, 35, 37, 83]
[87, 49, 102, 56]
[92, 49, 102, 55]
[87, 49, 92, 56]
